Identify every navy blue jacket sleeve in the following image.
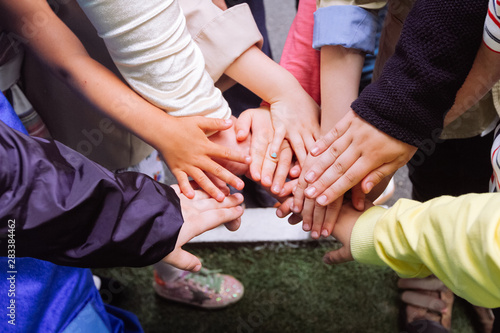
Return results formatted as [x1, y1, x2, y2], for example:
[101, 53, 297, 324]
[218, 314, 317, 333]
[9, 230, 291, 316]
[351, 0, 488, 148]
[0, 120, 183, 268]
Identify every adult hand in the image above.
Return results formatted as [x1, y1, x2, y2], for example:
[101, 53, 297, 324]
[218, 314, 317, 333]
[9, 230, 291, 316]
[293, 110, 416, 210]
[161, 116, 251, 202]
[162, 185, 245, 272]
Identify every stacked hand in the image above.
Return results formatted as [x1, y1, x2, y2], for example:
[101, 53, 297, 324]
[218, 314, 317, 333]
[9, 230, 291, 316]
[294, 110, 416, 210]
[235, 107, 296, 196]
[266, 87, 321, 166]
[162, 185, 244, 272]
[281, 110, 416, 237]
[161, 116, 251, 202]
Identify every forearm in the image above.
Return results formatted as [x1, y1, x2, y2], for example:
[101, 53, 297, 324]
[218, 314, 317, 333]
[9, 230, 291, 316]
[320, 45, 364, 133]
[351, 194, 500, 308]
[352, 0, 488, 148]
[0, 0, 187, 151]
[224, 46, 306, 104]
[0, 120, 182, 268]
[444, 0, 500, 127]
[56, 55, 185, 151]
[444, 42, 500, 126]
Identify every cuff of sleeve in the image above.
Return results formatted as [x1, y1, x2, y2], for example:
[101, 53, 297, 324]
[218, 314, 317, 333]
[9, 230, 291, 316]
[351, 206, 386, 266]
[313, 6, 377, 53]
[190, 4, 263, 82]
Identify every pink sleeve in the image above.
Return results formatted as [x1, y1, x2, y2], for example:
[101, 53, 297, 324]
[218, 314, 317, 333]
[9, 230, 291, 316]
[279, 0, 321, 105]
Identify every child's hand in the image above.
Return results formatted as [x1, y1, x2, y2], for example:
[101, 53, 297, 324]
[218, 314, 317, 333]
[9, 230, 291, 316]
[322, 200, 374, 265]
[160, 116, 250, 202]
[300, 196, 343, 239]
[268, 87, 320, 166]
[162, 185, 244, 272]
[209, 116, 251, 176]
[293, 109, 416, 210]
[235, 107, 294, 195]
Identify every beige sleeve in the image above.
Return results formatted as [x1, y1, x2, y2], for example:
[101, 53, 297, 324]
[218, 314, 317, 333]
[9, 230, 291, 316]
[180, 0, 263, 83]
[316, 0, 386, 10]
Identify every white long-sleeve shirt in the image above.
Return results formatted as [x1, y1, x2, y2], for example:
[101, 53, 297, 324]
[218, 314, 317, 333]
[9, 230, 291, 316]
[76, 0, 230, 119]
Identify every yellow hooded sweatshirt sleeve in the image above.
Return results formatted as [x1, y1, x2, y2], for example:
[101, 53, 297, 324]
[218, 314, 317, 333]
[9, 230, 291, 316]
[350, 193, 500, 308]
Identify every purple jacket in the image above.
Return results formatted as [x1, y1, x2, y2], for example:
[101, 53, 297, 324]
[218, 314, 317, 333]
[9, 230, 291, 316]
[0, 119, 183, 268]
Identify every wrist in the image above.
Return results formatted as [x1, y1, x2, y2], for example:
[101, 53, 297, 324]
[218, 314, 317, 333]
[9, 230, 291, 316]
[267, 78, 308, 106]
[350, 206, 386, 266]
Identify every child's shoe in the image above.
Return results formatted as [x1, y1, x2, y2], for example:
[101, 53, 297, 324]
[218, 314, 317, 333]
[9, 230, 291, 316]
[153, 268, 244, 309]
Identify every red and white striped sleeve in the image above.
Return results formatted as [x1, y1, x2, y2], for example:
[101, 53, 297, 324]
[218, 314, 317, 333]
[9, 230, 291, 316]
[484, 0, 500, 53]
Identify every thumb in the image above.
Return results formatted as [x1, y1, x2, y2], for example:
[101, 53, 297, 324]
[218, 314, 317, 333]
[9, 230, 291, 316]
[361, 164, 396, 194]
[224, 217, 241, 232]
[198, 117, 233, 133]
[322, 246, 353, 265]
[163, 249, 203, 272]
[235, 111, 252, 142]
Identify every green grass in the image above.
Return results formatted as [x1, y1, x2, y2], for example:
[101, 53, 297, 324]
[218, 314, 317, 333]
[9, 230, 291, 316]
[94, 241, 477, 333]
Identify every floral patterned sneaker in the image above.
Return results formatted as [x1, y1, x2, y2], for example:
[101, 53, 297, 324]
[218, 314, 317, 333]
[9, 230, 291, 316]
[153, 268, 244, 309]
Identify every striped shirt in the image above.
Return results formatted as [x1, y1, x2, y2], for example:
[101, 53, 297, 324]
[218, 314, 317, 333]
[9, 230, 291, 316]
[484, 0, 500, 52]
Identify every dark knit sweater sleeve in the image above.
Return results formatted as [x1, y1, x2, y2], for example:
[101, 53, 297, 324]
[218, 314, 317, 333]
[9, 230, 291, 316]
[351, 0, 488, 148]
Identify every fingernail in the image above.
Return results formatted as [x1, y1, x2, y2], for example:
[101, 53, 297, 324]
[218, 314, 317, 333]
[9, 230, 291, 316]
[305, 187, 316, 197]
[292, 186, 297, 194]
[365, 182, 374, 193]
[193, 264, 202, 272]
[237, 130, 245, 137]
[254, 172, 261, 181]
[305, 171, 315, 183]
[270, 152, 278, 159]
[276, 210, 283, 218]
[224, 119, 232, 125]
[217, 193, 225, 202]
[303, 223, 310, 231]
[323, 256, 332, 265]
[321, 229, 329, 237]
[317, 195, 327, 205]
[272, 185, 281, 194]
[263, 176, 272, 186]
[311, 231, 319, 239]
[245, 156, 252, 163]
[290, 202, 295, 212]
[311, 147, 319, 155]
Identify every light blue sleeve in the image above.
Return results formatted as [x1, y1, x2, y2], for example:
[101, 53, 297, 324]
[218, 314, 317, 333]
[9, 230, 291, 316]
[313, 5, 378, 54]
